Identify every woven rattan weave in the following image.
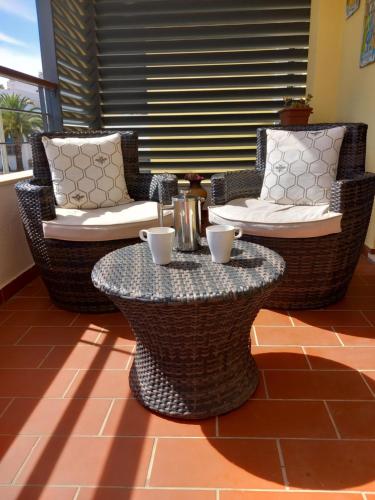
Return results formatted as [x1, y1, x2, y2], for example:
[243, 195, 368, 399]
[211, 123, 375, 309]
[15, 131, 178, 312]
[92, 240, 285, 419]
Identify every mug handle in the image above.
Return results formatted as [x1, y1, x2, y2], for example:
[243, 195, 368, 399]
[139, 229, 148, 241]
[234, 228, 243, 239]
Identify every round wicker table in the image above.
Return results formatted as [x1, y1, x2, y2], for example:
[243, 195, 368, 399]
[92, 240, 285, 419]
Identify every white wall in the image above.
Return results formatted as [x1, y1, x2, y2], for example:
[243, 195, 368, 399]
[3, 144, 33, 173]
[0, 176, 34, 289]
[335, 0, 375, 249]
[306, 0, 344, 121]
[307, 0, 375, 249]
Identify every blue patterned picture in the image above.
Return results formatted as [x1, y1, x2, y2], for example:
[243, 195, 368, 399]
[360, 0, 375, 66]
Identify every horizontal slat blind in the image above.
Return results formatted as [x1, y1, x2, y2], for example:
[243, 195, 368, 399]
[96, 0, 311, 173]
[51, 0, 100, 129]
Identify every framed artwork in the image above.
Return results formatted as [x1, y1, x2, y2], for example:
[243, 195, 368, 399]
[360, 0, 375, 66]
[346, 0, 360, 17]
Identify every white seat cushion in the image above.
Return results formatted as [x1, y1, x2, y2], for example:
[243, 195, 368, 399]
[208, 198, 342, 238]
[43, 201, 173, 242]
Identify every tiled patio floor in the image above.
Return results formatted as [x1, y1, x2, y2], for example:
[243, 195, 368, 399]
[0, 256, 374, 499]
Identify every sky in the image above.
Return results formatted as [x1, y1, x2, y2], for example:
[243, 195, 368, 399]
[0, 0, 42, 85]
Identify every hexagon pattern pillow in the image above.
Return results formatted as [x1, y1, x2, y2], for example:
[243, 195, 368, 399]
[42, 133, 133, 209]
[260, 127, 346, 205]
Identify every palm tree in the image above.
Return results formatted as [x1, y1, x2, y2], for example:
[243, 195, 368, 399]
[0, 93, 42, 171]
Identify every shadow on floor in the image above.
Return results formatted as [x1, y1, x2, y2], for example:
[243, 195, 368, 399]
[206, 352, 375, 491]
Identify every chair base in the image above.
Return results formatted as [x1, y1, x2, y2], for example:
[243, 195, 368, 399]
[265, 283, 349, 310]
[241, 233, 358, 310]
[34, 237, 139, 313]
[47, 284, 117, 313]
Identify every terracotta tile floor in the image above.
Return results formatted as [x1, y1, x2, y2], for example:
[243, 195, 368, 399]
[0, 255, 374, 499]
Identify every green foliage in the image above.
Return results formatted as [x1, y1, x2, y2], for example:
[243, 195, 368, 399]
[0, 93, 43, 171]
[0, 93, 42, 139]
[283, 94, 313, 109]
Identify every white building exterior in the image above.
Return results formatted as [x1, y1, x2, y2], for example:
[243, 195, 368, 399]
[0, 78, 42, 173]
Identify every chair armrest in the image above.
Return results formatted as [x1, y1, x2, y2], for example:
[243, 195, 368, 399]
[15, 179, 56, 223]
[329, 173, 375, 213]
[127, 173, 178, 204]
[152, 173, 179, 204]
[211, 170, 263, 205]
[15, 179, 56, 268]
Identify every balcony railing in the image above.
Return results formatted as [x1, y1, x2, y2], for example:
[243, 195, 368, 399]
[0, 66, 59, 175]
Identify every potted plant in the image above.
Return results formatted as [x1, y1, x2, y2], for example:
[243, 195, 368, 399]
[279, 94, 313, 126]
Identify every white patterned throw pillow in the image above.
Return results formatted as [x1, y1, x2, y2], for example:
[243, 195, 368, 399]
[42, 133, 133, 209]
[260, 127, 346, 205]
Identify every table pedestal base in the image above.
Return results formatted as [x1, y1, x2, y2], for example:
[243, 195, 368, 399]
[112, 295, 262, 419]
[129, 356, 258, 419]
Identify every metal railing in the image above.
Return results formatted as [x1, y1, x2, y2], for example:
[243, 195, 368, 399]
[0, 65, 60, 175]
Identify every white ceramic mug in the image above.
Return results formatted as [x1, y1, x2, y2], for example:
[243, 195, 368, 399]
[139, 227, 175, 265]
[206, 225, 243, 263]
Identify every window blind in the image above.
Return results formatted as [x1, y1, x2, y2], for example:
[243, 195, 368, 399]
[50, 0, 100, 129]
[96, 0, 311, 174]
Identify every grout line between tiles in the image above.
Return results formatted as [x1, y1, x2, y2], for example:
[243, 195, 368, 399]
[323, 400, 341, 439]
[0, 483, 374, 493]
[14, 326, 32, 346]
[145, 437, 158, 487]
[94, 328, 105, 344]
[4, 485, 211, 491]
[247, 342, 374, 347]
[11, 436, 41, 484]
[72, 487, 81, 500]
[34, 367, 351, 372]
[98, 399, 116, 436]
[1, 434, 375, 441]
[301, 346, 312, 370]
[359, 372, 375, 398]
[252, 326, 259, 346]
[125, 345, 136, 370]
[0, 314, 10, 327]
[36, 346, 55, 368]
[287, 311, 295, 327]
[217, 488, 375, 494]
[0, 484, 82, 490]
[62, 369, 81, 398]
[261, 370, 269, 399]
[245, 323, 374, 326]
[94, 333, 104, 345]
[276, 439, 289, 489]
[0, 396, 139, 402]
[0, 368, 133, 372]
[331, 326, 345, 346]
[4, 343, 134, 351]
[0, 396, 373, 402]
[360, 310, 374, 327]
[68, 314, 80, 327]
[216, 489, 220, 500]
[0, 397, 15, 419]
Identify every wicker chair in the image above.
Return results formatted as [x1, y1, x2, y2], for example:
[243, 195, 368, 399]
[15, 131, 178, 313]
[210, 123, 375, 309]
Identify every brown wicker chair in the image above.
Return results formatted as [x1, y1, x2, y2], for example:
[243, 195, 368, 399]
[15, 131, 178, 313]
[210, 123, 375, 309]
